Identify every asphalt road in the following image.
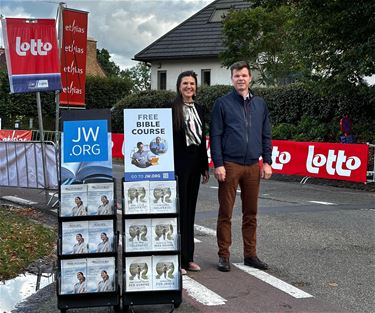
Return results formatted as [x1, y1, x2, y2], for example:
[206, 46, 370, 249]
[2, 165, 374, 313]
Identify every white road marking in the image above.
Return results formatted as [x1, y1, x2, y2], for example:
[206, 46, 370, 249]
[209, 186, 219, 189]
[183, 276, 227, 306]
[194, 238, 201, 243]
[1, 196, 36, 205]
[194, 224, 216, 236]
[117, 209, 122, 215]
[233, 263, 313, 299]
[309, 201, 336, 206]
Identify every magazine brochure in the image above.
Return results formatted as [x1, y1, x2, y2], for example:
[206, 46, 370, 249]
[152, 255, 179, 290]
[88, 220, 114, 253]
[149, 180, 176, 214]
[123, 108, 175, 181]
[124, 219, 152, 252]
[125, 256, 152, 292]
[60, 258, 87, 295]
[124, 181, 150, 214]
[62, 221, 89, 255]
[60, 184, 88, 217]
[87, 182, 114, 215]
[151, 218, 178, 251]
[87, 257, 116, 293]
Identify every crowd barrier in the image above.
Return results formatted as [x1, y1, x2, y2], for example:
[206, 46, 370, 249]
[0, 140, 58, 189]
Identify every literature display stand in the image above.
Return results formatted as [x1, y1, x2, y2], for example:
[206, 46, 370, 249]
[56, 109, 119, 312]
[121, 178, 182, 312]
[56, 179, 120, 313]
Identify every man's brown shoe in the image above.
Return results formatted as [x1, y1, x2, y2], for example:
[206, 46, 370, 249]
[217, 257, 230, 272]
[244, 256, 269, 270]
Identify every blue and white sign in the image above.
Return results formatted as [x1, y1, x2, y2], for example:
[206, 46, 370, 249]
[63, 119, 108, 163]
[124, 108, 175, 181]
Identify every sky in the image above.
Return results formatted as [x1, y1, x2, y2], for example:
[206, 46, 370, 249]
[0, 0, 213, 69]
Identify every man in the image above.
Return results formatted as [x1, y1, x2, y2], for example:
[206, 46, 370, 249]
[210, 61, 272, 272]
[150, 136, 166, 154]
[131, 142, 152, 168]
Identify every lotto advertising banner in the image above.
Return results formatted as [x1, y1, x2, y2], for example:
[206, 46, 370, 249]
[123, 109, 175, 181]
[1, 18, 61, 93]
[60, 8, 88, 107]
[60, 109, 112, 184]
[271, 140, 368, 183]
[0, 130, 32, 141]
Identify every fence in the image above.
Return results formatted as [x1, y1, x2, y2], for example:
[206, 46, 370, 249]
[0, 140, 58, 189]
[31, 130, 60, 143]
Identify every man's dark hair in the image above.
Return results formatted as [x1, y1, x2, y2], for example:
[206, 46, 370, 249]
[137, 142, 143, 148]
[230, 61, 251, 76]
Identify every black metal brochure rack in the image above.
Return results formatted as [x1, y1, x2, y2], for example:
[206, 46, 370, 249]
[121, 177, 182, 312]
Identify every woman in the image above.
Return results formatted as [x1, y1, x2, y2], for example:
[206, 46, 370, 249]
[73, 272, 86, 293]
[97, 270, 113, 292]
[167, 71, 209, 274]
[72, 196, 86, 216]
[96, 232, 111, 252]
[97, 195, 112, 215]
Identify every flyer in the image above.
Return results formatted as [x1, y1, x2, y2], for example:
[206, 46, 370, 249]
[87, 257, 116, 293]
[124, 181, 150, 214]
[149, 180, 177, 214]
[60, 258, 87, 295]
[152, 255, 179, 291]
[62, 221, 89, 255]
[151, 218, 178, 251]
[125, 256, 152, 292]
[60, 184, 88, 217]
[124, 219, 152, 252]
[87, 182, 114, 215]
[88, 220, 114, 253]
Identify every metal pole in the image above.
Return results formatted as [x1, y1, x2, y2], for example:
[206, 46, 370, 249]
[55, 3, 65, 147]
[36, 92, 48, 191]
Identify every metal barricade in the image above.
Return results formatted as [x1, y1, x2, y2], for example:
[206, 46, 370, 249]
[0, 140, 58, 189]
[31, 130, 60, 144]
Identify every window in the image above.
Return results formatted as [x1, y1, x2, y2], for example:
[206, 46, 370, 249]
[157, 71, 167, 90]
[209, 8, 230, 23]
[201, 69, 211, 86]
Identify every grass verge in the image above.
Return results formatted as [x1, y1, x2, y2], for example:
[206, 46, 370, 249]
[0, 205, 56, 281]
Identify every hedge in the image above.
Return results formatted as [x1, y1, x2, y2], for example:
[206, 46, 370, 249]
[112, 84, 374, 143]
[0, 71, 132, 130]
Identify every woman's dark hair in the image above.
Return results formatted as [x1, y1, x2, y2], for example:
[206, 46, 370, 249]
[172, 71, 198, 130]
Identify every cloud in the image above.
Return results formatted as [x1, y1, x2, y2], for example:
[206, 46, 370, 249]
[0, 0, 212, 68]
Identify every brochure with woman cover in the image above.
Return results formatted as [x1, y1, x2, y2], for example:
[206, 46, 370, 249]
[149, 180, 176, 214]
[88, 220, 114, 253]
[87, 182, 114, 216]
[151, 218, 178, 251]
[60, 258, 87, 295]
[62, 221, 89, 255]
[152, 255, 179, 291]
[60, 184, 88, 217]
[123, 181, 150, 214]
[125, 256, 152, 292]
[124, 219, 152, 252]
[87, 257, 115, 293]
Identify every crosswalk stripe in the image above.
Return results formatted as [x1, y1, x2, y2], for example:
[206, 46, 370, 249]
[309, 201, 336, 205]
[194, 238, 201, 243]
[233, 263, 313, 299]
[194, 224, 216, 236]
[183, 276, 227, 306]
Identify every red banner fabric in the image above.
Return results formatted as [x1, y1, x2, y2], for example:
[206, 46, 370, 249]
[0, 130, 32, 141]
[59, 9, 88, 107]
[112, 133, 125, 158]
[271, 140, 368, 183]
[1, 18, 61, 93]
[112, 135, 368, 183]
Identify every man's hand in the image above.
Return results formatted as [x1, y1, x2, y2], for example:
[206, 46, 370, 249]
[214, 166, 226, 182]
[261, 163, 272, 179]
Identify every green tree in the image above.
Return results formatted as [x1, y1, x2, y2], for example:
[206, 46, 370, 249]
[221, 0, 375, 94]
[96, 48, 120, 77]
[121, 62, 151, 92]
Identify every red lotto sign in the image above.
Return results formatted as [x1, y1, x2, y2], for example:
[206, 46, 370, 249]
[60, 8, 88, 107]
[1, 18, 61, 93]
[271, 140, 368, 183]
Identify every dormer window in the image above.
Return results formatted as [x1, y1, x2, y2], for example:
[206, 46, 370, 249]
[209, 8, 230, 23]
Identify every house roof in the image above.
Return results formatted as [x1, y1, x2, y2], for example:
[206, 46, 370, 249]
[133, 0, 251, 62]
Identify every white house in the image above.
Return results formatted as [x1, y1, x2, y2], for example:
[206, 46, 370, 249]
[133, 0, 251, 91]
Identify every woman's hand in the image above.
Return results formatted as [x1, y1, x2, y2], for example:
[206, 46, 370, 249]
[201, 170, 209, 184]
